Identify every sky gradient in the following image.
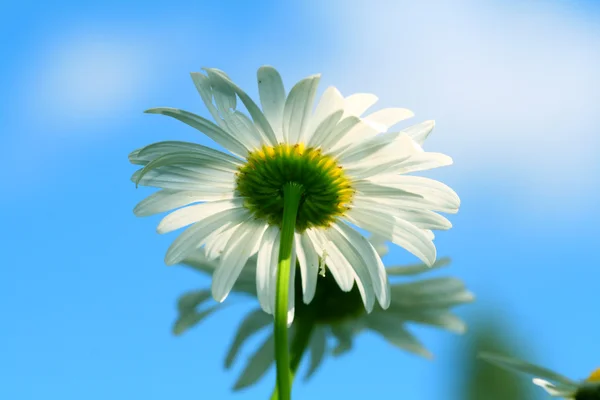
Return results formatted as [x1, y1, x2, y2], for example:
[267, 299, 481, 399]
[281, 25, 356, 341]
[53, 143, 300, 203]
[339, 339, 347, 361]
[1, 0, 599, 399]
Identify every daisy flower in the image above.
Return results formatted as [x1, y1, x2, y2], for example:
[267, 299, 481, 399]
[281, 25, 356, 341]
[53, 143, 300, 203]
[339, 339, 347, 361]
[479, 353, 600, 399]
[130, 66, 459, 319]
[172, 238, 473, 391]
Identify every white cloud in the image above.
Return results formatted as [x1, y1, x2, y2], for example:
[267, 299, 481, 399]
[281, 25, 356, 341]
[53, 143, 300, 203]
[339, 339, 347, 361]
[17, 28, 163, 133]
[325, 0, 600, 210]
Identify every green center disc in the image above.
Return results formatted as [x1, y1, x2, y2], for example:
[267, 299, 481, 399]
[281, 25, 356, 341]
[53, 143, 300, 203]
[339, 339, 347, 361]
[235, 143, 355, 232]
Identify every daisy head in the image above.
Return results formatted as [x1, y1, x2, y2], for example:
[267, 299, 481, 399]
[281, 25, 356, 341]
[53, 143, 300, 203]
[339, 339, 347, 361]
[172, 238, 473, 390]
[130, 66, 459, 321]
[480, 353, 600, 399]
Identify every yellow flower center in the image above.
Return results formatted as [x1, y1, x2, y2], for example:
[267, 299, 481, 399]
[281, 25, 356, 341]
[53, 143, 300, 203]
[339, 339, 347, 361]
[587, 368, 600, 383]
[235, 143, 354, 231]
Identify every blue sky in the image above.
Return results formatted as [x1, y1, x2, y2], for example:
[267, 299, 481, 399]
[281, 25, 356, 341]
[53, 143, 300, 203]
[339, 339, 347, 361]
[1, 0, 599, 399]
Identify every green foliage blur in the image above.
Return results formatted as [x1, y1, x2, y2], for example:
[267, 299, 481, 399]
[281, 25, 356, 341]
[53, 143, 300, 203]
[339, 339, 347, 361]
[450, 313, 540, 400]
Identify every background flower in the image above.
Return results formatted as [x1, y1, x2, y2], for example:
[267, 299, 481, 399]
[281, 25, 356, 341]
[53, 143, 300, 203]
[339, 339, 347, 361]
[173, 238, 473, 391]
[480, 353, 600, 399]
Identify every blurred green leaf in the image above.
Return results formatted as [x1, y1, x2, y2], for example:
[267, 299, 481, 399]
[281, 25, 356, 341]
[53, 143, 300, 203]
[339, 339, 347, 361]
[454, 316, 538, 400]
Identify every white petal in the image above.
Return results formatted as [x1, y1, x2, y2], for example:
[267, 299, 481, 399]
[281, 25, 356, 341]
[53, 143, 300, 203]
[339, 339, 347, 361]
[233, 334, 275, 390]
[224, 309, 272, 368]
[283, 74, 321, 144]
[129, 140, 242, 169]
[336, 131, 405, 165]
[304, 228, 354, 291]
[365, 175, 461, 212]
[134, 190, 231, 217]
[157, 198, 245, 234]
[342, 135, 421, 176]
[366, 312, 432, 358]
[203, 68, 278, 147]
[386, 152, 453, 175]
[145, 108, 249, 157]
[256, 226, 280, 314]
[132, 168, 234, 192]
[319, 116, 362, 152]
[257, 66, 286, 143]
[295, 232, 319, 304]
[304, 326, 327, 381]
[532, 379, 577, 397]
[190, 71, 224, 124]
[325, 118, 377, 154]
[287, 247, 297, 326]
[197, 70, 267, 152]
[352, 198, 452, 230]
[346, 208, 436, 266]
[164, 208, 251, 265]
[478, 353, 578, 387]
[305, 86, 345, 144]
[203, 222, 241, 260]
[306, 110, 343, 148]
[325, 227, 375, 312]
[342, 93, 378, 117]
[334, 222, 391, 309]
[363, 108, 414, 130]
[212, 221, 269, 302]
[403, 120, 435, 145]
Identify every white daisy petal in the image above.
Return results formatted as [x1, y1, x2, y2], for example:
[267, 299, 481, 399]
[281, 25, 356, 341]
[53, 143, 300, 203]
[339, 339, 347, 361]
[403, 120, 435, 145]
[364, 107, 414, 130]
[388, 152, 453, 175]
[256, 226, 280, 314]
[324, 228, 374, 312]
[305, 228, 354, 292]
[342, 93, 378, 117]
[212, 221, 269, 302]
[203, 222, 242, 260]
[532, 379, 578, 397]
[203, 67, 278, 147]
[224, 308, 272, 369]
[283, 74, 321, 144]
[336, 131, 407, 164]
[366, 175, 461, 212]
[233, 334, 275, 391]
[129, 140, 243, 169]
[366, 312, 432, 358]
[190, 72, 224, 124]
[257, 66, 286, 143]
[134, 190, 231, 217]
[157, 198, 245, 234]
[305, 86, 345, 143]
[478, 353, 578, 387]
[287, 247, 297, 326]
[165, 207, 251, 266]
[352, 198, 452, 230]
[319, 116, 362, 152]
[346, 208, 436, 266]
[334, 222, 391, 309]
[132, 167, 234, 191]
[306, 110, 344, 148]
[295, 232, 319, 304]
[145, 108, 249, 157]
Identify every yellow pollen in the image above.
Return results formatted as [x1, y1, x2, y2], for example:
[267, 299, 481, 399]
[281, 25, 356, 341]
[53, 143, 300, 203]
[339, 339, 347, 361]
[587, 368, 600, 382]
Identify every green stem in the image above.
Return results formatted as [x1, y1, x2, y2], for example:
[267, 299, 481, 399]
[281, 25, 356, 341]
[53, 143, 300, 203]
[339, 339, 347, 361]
[274, 182, 304, 400]
[270, 317, 315, 400]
